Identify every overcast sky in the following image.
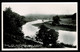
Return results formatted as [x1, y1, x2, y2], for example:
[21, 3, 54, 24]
[2, 2, 77, 15]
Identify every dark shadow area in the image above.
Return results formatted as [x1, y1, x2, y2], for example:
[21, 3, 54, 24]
[35, 25, 76, 48]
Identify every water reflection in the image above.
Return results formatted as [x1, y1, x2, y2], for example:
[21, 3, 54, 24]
[22, 21, 39, 38]
[22, 20, 77, 46]
[58, 30, 77, 46]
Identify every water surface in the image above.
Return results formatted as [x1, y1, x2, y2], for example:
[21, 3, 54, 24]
[22, 20, 77, 46]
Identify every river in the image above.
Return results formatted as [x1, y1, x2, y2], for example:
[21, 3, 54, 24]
[22, 19, 77, 46]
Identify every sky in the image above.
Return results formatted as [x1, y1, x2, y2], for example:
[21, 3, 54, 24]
[2, 2, 77, 16]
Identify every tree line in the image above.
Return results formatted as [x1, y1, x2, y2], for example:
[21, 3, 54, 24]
[3, 7, 27, 45]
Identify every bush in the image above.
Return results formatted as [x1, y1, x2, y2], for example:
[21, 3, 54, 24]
[36, 25, 59, 47]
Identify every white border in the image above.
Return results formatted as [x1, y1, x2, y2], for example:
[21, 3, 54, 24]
[1, 2, 78, 51]
[1, 2, 77, 4]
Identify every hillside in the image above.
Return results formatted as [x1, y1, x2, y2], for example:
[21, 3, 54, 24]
[3, 7, 76, 48]
[3, 8, 41, 48]
[24, 13, 76, 22]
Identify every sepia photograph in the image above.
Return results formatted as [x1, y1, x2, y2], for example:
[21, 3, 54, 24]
[1, 2, 78, 51]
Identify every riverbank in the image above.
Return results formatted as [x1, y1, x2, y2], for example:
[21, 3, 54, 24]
[32, 22, 76, 31]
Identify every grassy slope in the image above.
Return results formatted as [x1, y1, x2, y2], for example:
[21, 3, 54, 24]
[32, 18, 76, 31]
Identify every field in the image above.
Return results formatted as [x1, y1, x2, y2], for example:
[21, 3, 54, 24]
[32, 17, 76, 31]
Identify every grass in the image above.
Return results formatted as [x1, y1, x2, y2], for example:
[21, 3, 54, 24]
[32, 17, 76, 31]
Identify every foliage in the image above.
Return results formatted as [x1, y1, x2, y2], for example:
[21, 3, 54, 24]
[71, 13, 76, 20]
[36, 25, 59, 47]
[60, 43, 76, 48]
[52, 16, 60, 25]
[3, 7, 27, 44]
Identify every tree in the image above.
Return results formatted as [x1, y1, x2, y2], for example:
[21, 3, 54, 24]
[3, 7, 27, 45]
[72, 13, 76, 20]
[52, 16, 60, 25]
[36, 25, 59, 47]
